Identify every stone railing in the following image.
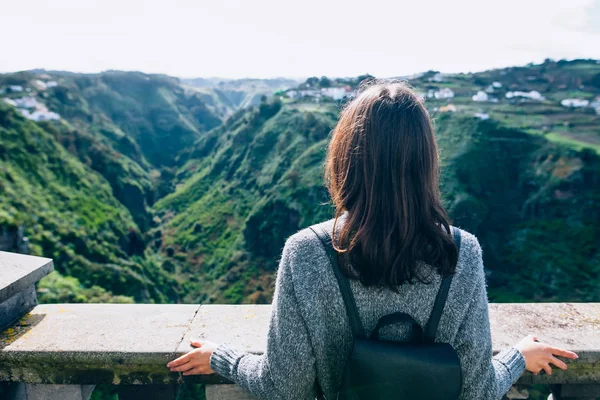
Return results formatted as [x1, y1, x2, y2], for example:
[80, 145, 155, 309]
[1, 252, 599, 400]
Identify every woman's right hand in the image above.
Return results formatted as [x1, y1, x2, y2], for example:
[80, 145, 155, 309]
[515, 335, 579, 375]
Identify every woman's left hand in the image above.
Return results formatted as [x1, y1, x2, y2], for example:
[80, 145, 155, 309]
[167, 339, 218, 375]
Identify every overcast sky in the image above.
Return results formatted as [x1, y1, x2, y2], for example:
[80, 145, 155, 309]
[2, 0, 599, 78]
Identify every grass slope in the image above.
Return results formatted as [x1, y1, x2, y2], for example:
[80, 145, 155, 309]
[153, 104, 600, 303]
[154, 100, 337, 303]
[0, 105, 175, 302]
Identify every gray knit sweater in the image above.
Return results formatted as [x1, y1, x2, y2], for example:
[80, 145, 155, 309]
[210, 219, 526, 399]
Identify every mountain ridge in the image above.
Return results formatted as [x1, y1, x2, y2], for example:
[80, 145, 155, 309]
[0, 59, 598, 305]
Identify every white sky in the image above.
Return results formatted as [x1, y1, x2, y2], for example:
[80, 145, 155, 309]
[1, 0, 599, 78]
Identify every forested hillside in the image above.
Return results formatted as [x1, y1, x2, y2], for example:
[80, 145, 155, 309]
[181, 77, 298, 119]
[0, 60, 598, 305]
[0, 71, 222, 303]
[0, 104, 161, 303]
[155, 103, 599, 303]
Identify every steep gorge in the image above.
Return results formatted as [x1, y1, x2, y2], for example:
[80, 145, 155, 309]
[0, 63, 598, 306]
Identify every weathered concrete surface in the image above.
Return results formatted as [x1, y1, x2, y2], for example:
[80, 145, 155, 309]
[489, 303, 600, 385]
[177, 305, 271, 354]
[6, 383, 94, 400]
[0, 251, 53, 303]
[0, 303, 598, 387]
[206, 384, 258, 400]
[0, 304, 200, 385]
[0, 285, 37, 331]
[176, 305, 271, 385]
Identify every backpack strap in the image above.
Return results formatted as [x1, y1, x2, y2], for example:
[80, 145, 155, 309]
[310, 224, 462, 342]
[424, 226, 461, 343]
[310, 224, 366, 339]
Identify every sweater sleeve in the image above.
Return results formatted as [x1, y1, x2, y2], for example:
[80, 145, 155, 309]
[454, 237, 526, 400]
[210, 236, 318, 400]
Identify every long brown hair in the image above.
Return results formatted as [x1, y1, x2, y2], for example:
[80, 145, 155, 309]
[325, 80, 458, 287]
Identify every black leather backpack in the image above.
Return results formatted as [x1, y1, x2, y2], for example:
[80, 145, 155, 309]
[310, 224, 463, 400]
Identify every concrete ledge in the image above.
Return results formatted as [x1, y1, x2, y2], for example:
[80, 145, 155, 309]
[0, 303, 598, 387]
[0, 251, 53, 303]
[0, 285, 37, 332]
[4, 383, 95, 400]
[0, 252, 53, 332]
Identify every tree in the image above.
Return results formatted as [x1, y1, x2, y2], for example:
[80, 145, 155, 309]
[356, 74, 375, 87]
[319, 76, 331, 88]
[306, 76, 319, 87]
[259, 97, 282, 119]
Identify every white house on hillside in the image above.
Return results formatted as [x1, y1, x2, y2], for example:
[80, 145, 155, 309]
[3, 95, 61, 121]
[590, 97, 600, 115]
[321, 87, 347, 100]
[506, 91, 544, 101]
[299, 89, 319, 97]
[561, 98, 590, 108]
[13, 97, 39, 109]
[20, 109, 61, 121]
[3, 98, 17, 107]
[32, 80, 47, 91]
[434, 88, 454, 99]
[472, 91, 488, 102]
[429, 73, 446, 82]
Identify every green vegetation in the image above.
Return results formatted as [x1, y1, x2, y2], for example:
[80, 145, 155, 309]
[0, 70, 223, 303]
[0, 104, 158, 302]
[0, 60, 598, 307]
[435, 115, 600, 301]
[154, 100, 337, 303]
[412, 59, 600, 152]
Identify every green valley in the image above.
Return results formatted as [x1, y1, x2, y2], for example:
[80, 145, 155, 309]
[0, 60, 598, 306]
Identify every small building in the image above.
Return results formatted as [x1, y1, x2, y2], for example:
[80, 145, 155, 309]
[590, 97, 600, 115]
[472, 91, 488, 102]
[474, 112, 490, 120]
[506, 91, 544, 101]
[8, 85, 23, 92]
[434, 88, 454, 99]
[5, 95, 60, 121]
[298, 89, 319, 97]
[429, 73, 446, 82]
[492, 81, 502, 88]
[439, 104, 457, 113]
[13, 97, 39, 109]
[32, 80, 48, 91]
[527, 91, 544, 100]
[3, 98, 17, 107]
[321, 87, 347, 100]
[46, 81, 58, 88]
[31, 110, 61, 121]
[20, 109, 60, 121]
[560, 98, 590, 108]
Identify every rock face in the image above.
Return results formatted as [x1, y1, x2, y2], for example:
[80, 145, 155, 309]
[0, 251, 53, 331]
[0, 226, 28, 254]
